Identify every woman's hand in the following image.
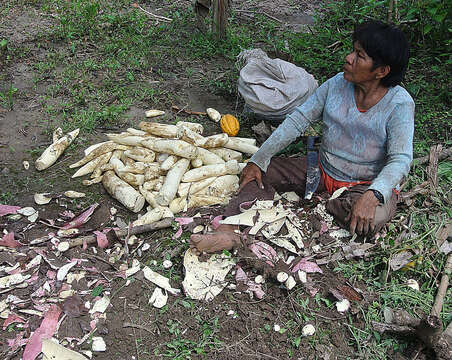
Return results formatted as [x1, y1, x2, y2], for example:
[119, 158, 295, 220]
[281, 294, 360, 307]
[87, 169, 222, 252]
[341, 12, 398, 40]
[346, 190, 380, 235]
[238, 163, 264, 193]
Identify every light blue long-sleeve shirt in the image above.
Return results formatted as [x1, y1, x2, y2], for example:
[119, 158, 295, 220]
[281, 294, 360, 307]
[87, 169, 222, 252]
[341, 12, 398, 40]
[250, 72, 415, 203]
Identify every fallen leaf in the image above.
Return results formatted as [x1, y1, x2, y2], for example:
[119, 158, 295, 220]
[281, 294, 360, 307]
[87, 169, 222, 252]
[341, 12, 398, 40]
[61, 203, 99, 230]
[389, 250, 414, 271]
[290, 258, 323, 274]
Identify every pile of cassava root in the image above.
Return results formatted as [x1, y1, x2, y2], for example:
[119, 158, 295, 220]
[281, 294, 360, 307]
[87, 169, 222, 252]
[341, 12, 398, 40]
[69, 120, 260, 225]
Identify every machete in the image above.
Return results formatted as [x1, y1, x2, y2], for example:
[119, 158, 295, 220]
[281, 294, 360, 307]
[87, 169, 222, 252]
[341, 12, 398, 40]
[304, 136, 320, 200]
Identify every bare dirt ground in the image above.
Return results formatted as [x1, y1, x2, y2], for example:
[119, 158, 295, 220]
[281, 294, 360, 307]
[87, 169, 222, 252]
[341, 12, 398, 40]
[0, 1, 445, 360]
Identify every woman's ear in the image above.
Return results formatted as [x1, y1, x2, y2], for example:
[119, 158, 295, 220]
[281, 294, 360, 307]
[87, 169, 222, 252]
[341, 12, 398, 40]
[375, 65, 390, 79]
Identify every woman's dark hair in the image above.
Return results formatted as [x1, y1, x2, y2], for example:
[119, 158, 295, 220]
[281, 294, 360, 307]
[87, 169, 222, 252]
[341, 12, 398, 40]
[353, 20, 410, 87]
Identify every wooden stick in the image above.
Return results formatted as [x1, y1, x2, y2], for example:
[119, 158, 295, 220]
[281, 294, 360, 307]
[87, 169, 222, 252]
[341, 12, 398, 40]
[427, 144, 442, 189]
[413, 147, 451, 166]
[171, 105, 207, 116]
[431, 253, 452, 318]
[58, 217, 173, 251]
[131, 3, 172, 22]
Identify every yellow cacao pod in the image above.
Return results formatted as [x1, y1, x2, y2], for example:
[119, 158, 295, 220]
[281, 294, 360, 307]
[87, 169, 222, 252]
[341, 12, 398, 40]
[220, 114, 239, 137]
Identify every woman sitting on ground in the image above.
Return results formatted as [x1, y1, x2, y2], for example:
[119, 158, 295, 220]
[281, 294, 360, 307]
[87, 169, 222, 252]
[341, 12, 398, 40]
[191, 20, 414, 254]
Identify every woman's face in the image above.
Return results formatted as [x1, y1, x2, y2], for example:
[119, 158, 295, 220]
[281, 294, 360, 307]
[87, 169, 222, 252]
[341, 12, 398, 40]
[343, 41, 379, 84]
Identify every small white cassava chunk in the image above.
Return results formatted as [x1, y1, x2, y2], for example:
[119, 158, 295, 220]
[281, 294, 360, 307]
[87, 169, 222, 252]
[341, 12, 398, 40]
[91, 337, 106, 352]
[157, 153, 169, 164]
[142, 266, 180, 295]
[285, 276, 296, 290]
[277, 272, 289, 283]
[119, 172, 145, 187]
[197, 147, 225, 165]
[141, 139, 198, 159]
[149, 287, 168, 308]
[182, 160, 240, 182]
[188, 194, 228, 208]
[202, 133, 229, 148]
[302, 324, 315, 337]
[72, 152, 112, 178]
[102, 171, 145, 213]
[336, 299, 350, 313]
[124, 147, 155, 163]
[118, 162, 147, 174]
[206, 108, 221, 122]
[176, 121, 204, 134]
[34, 193, 52, 205]
[192, 225, 204, 233]
[407, 279, 420, 291]
[57, 228, 79, 238]
[156, 158, 190, 206]
[145, 109, 165, 118]
[70, 142, 127, 168]
[163, 260, 173, 269]
[298, 270, 307, 283]
[36, 128, 79, 171]
[273, 324, 281, 332]
[209, 147, 242, 162]
[177, 177, 217, 198]
[53, 127, 64, 142]
[255, 275, 264, 284]
[224, 137, 259, 155]
[126, 128, 147, 136]
[161, 155, 179, 171]
[139, 122, 178, 138]
[57, 242, 70, 252]
[64, 191, 86, 198]
[23, 161, 29, 170]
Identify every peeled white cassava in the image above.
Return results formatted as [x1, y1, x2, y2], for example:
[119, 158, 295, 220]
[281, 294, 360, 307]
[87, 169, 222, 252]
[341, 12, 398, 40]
[141, 139, 198, 159]
[234, 137, 257, 146]
[127, 128, 148, 136]
[224, 137, 259, 155]
[139, 122, 178, 138]
[197, 175, 239, 197]
[202, 133, 229, 148]
[144, 163, 162, 180]
[191, 158, 203, 168]
[197, 147, 224, 165]
[70, 142, 127, 168]
[182, 160, 240, 182]
[160, 155, 179, 171]
[206, 108, 221, 122]
[107, 135, 146, 146]
[177, 177, 217, 198]
[72, 152, 112, 178]
[124, 147, 155, 163]
[156, 158, 190, 206]
[84, 141, 112, 156]
[36, 129, 80, 171]
[52, 127, 63, 143]
[139, 186, 159, 208]
[209, 147, 242, 162]
[102, 171, 145, 213]
[118, 162, 147, 175]
[176, 121, 204, 134]
[156, 153, 169, 164]
[119, 172, 145, 187]
[133, 206, 173, 226]
[171, 195, 229, 214]
[83, 176, 103, 186]
[145, 109, 165, 118]
[121, 152, 135, 166]
[177, 126, 206, 147]
[142, 177, 164, 191]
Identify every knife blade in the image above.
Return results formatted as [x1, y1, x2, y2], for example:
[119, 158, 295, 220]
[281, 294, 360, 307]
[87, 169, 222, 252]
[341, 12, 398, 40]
[304, 136, 320, 200]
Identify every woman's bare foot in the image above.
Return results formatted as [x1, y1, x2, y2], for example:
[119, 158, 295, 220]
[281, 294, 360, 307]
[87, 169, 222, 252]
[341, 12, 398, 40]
[190, 224, 241, 254]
